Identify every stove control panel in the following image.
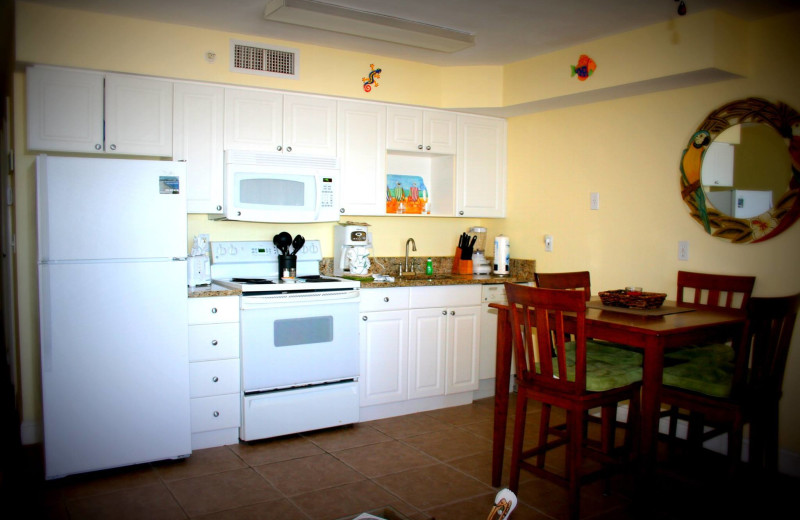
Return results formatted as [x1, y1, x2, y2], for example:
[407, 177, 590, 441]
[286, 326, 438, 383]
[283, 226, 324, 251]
[211, 240, 321, 264]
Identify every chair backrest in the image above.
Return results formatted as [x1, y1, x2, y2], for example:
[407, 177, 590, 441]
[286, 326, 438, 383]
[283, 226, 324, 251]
[744, 293, 800, 399]
[534, 271, 592, 301]
[505, 283, 587, 395]
[676, 270, 755, 311]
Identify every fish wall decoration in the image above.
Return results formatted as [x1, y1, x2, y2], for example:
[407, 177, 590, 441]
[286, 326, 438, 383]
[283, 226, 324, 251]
[571, 55, 596, 81]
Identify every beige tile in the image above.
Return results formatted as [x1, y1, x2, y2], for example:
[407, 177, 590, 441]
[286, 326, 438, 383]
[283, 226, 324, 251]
[154, 446, 247, 481]
[301, 424, 391, 452]
[334, 440, 438, 478]
[421, 403, 495, 426]
[424, 493, 550, 520]
[192, 498, 311, 519]
[291, 480, 409, 520]
[401, 427, 492, 461]
[365, 413, 453, 439]
[375, 463, 492, 510]
[229, 435, 324, 466]
[53, 463, 162, 500]
[254, 453, 365, 496]
[64, 482, 185, 520]
[448, 449, 534, 488]
[166, 468, 281, 517]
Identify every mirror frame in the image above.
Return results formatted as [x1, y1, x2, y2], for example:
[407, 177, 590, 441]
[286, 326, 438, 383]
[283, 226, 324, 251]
[679, 97, 800, 243]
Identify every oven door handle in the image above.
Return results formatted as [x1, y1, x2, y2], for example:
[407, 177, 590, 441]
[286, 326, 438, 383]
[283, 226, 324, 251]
[240, 292, 360, 310]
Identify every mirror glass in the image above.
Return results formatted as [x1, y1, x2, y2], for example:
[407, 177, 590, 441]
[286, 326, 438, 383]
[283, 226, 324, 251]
[679, 97, 800, 244]
[701, 123, 791, 219]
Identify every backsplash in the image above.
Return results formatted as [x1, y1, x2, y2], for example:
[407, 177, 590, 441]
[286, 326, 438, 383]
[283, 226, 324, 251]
[320, 256, 535, 278]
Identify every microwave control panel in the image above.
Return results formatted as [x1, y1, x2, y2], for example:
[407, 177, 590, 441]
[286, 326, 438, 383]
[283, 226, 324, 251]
[321, 177, 334, 208]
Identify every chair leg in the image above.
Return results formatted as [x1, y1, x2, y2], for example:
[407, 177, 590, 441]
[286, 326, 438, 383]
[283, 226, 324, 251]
[667, 405, 680, 456]
[509, 390, 529, 493]
[728, 414, 744, 475]
[537, 403, 551, 468]
[601, 404, 615, 454]
[566, 409, 584, 520]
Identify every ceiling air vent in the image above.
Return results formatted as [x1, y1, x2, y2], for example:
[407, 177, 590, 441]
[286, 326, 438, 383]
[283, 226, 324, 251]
[230, 39, 299, 79]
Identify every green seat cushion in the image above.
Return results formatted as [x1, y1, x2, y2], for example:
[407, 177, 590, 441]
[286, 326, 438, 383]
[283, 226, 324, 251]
[664, 343, 734, 364]
[564, 340, 643, 367]
[662, 358, 733, 398]
[535, 341, 643, 392]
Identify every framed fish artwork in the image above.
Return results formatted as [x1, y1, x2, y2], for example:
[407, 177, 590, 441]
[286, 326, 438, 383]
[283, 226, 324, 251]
[386, 174, 429, 214]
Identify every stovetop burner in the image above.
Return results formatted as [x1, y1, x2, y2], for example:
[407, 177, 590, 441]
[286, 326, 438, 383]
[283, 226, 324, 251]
[232, 277, 275, 284]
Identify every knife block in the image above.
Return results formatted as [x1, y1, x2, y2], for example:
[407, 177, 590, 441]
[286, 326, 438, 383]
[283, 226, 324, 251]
[451, 248, 474, 275]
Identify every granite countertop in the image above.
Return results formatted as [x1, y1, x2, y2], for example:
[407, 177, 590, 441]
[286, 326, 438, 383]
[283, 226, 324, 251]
[188, 283, 240, 298]
[187, 257, 536, 297]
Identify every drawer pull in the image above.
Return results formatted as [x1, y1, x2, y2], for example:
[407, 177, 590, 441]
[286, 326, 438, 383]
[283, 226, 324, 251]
[213, 411, 220, 417]
[211, 307, 218, 314]
[384, 297, 389, 302]
[212, 376, 219, 383]
[211, 340, 218, 346]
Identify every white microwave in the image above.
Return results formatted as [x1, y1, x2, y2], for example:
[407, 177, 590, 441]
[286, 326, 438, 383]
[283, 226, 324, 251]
[215, 151, 340, 223]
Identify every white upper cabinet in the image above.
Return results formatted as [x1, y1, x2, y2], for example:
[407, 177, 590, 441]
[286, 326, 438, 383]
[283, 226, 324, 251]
[104, 74, 173, 156]
[387, 107, 457, 154]
[337, 101, 387, 216]
[456, 115, 507, 218]
[27, 67, 104, 153]
[224, 88, 337, 158]
[27, 67, 172, 157]
[173, 83, 225, 214]
[27, 66, 173, 156]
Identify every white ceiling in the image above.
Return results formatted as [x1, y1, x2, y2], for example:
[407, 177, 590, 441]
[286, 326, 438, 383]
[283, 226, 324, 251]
[23, 0, 800, 66]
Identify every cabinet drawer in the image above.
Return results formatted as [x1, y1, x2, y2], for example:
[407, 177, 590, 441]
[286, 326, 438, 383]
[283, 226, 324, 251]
[191, 394, 240, 433]
[409, 285, 481, 308]
[188, 296, 238, 324]
[190, 359, 240, 397]
[360, 287, 410, 312]
[189, 323, 239, 361]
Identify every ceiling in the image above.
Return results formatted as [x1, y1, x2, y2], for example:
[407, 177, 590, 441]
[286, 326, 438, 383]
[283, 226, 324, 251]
[22, 0, 800, 66]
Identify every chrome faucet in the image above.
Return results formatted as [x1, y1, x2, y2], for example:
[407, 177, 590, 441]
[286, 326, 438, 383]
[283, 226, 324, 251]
[404, 238, 417, 273]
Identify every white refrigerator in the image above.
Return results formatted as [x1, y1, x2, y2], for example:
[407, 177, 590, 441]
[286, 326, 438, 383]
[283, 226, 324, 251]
[36, 155, 191, 479]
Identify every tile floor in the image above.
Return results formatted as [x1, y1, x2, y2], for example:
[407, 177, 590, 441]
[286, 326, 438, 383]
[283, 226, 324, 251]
[2, 395, 796, 520]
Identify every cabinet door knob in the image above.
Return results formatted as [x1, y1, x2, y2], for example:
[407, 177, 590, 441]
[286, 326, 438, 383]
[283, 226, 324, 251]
[384, 297, 389, 302]
[237, 211, 242, 216]
[459, 211, 464, 216]
[286, 146, 292, 152]
[450, 310, 455, 316]
[340, 208, 345, 213]
[109, 144, 116, 151]
[442, 310, 447, 315]
[362, 315, 368, 321]
[426, 145, 431, 150]
[211, 340, 218, 346]
[277, 145, 282, 151]
[417, 144, 423, 150]
[216, 205, 222, 211]
[213, 411, 220, 417]
[211, 307, 218, 314]
[95, 144, 102, 150]
[212, 376, 219, 383]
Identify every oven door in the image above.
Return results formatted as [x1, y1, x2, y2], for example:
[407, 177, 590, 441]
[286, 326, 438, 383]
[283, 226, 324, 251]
[240, 294, 359, 392]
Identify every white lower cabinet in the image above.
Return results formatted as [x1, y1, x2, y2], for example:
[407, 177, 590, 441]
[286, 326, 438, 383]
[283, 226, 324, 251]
[187, 297, 240, 449]
[359, 285, 481, 420]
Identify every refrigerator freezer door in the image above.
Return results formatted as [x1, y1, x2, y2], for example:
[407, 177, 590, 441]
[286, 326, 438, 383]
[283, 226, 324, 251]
[36, 155, 187, 261]
[38, 260, 190, 479]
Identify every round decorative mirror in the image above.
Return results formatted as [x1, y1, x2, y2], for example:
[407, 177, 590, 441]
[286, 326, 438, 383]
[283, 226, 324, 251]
[679, 97, 800, 243]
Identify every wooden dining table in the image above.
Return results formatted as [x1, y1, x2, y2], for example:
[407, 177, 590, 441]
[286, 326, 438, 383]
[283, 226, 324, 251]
[489, 298, 748, 487]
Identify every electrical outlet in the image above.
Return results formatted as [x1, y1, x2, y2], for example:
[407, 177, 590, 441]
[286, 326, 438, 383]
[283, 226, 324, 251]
[544, 234, 553, 252]
[678, 241, 689, 261]
[590, 192, 600, 210]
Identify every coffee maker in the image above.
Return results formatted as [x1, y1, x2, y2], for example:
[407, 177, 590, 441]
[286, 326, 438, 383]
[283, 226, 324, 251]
[334, 223, 373, 276]
[468, 227, 492, 275]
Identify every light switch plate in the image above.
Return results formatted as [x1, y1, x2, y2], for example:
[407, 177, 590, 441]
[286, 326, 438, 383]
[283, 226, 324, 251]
[544, 234, 553, 252]
[678, 241, 689, 261]
[590, 192, 600, 210]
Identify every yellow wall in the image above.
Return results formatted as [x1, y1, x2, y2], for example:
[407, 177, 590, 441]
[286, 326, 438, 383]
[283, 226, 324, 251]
[11, 1, 800, 458]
